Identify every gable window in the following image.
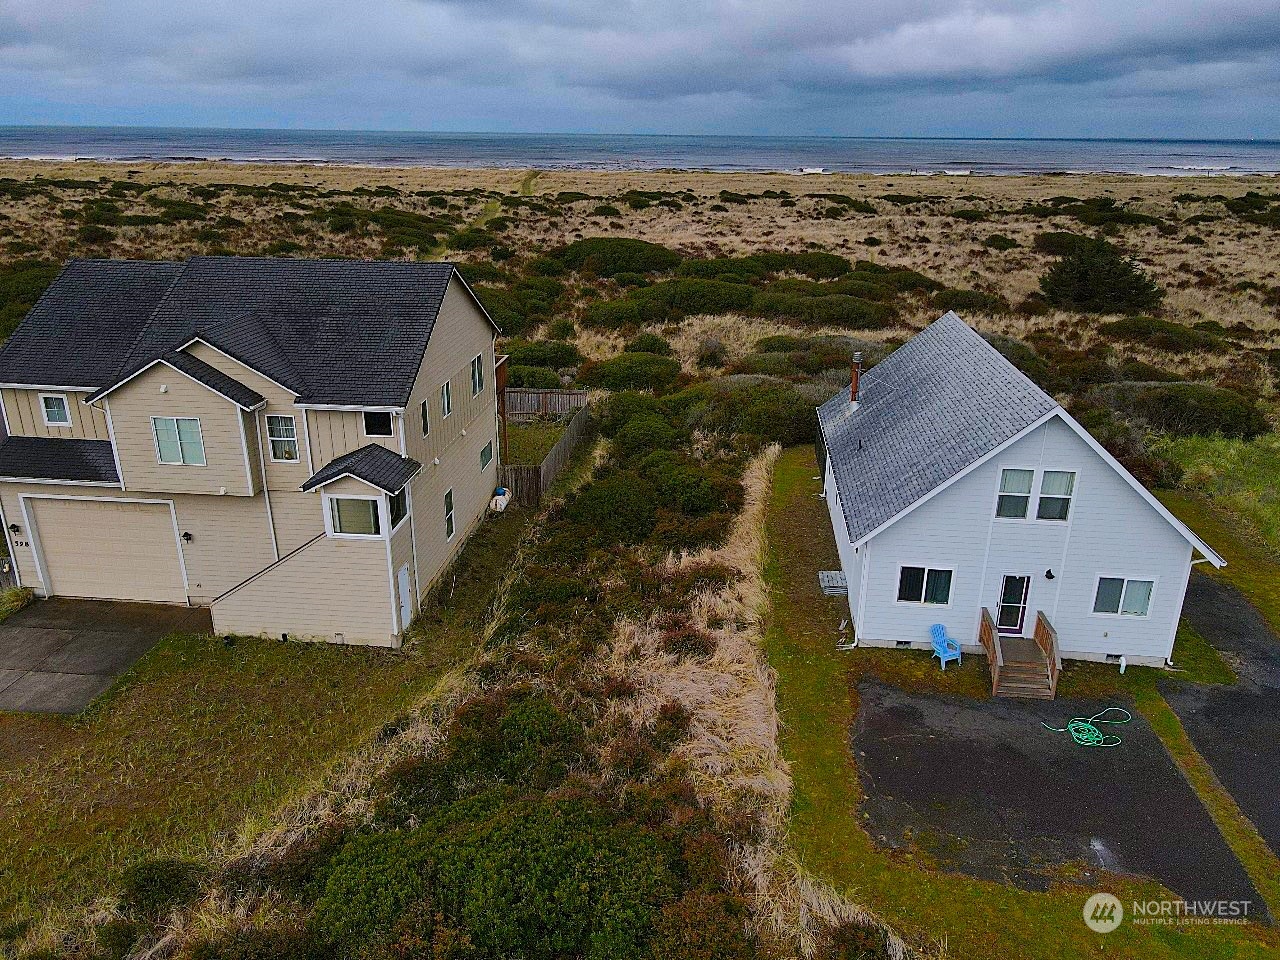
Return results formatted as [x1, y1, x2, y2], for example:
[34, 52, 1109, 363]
[470, 354, 484, 397]
[1093, 577, 1154, 617]
[364, 411, 394, 437]
[897, 566, 953, 605]
[996, 468, 1033, 519]
[480, 440, 493, 469]
[329, 497, 380, 536]
[388, 488, 408, 529]
[1036, 470, 1076, 521]
[40, 393, 71, 427]
[153, 416, 206, 466]
[420, 398, 430, 437]
[266, 414, 298, 462]
[441, 381, 453, 418]
[444, 488, 455, 539]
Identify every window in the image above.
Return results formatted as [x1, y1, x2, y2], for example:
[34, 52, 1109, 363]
[1036, 470, 1076, 521]
[441, 381, 452, 418]
[1093, 577, 1154, 617]
[153, 417, 206, 465]
[420, 398, 430, 437]
[897, 566, 953, 605]
[996, 468, 1033, 519]
[266, 414, 298, 462]
[480, 440, 493, 469]
[40, 393, 71, 427]
[388, 488, 408, 528]
[444, 488, 455, 539]
[364, 411, 394, 437]
[470, 354, 484, 397]
[329, 497, 380, 536]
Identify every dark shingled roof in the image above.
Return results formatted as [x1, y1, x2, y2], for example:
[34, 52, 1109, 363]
[0, 437, 120, 485]
[301, 443, 421, 495]
[0, 257, 497, 406]
[818, 312, 1058, 545]
[0, 260, 183, 388]
[157, 352, 265, 409]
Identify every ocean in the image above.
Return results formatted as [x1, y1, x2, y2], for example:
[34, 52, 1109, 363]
[1, 126, 1278, 176]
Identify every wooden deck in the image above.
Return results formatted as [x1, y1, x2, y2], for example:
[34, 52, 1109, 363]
[979, 609, 1061, 699]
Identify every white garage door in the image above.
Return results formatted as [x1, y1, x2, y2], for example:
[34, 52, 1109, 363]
[31, 498, 187, 603]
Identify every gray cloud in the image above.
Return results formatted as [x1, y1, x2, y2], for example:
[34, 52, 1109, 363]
[1, 0, 1277, 135]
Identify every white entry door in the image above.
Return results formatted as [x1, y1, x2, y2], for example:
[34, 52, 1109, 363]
[397, 564, 413, 632]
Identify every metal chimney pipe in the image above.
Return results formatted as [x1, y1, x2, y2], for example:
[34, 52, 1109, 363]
[851, 351, 863, 404]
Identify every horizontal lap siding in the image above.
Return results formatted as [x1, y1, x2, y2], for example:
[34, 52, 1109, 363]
[269, 489, 325, 555]
[2, 389, 109, 439]
[211, 534, 394, 645]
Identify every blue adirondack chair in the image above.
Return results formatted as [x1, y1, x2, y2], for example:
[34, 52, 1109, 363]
[930, 624, 961, 670]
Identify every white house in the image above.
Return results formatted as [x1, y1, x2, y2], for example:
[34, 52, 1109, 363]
[817, 312, 1224, 698]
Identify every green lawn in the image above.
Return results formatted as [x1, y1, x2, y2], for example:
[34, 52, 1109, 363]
[1157, 434, 1280, 554]
[504, 419, 565, 465]
[762, 447, 1278, 959]
[0, 508, 530, 928]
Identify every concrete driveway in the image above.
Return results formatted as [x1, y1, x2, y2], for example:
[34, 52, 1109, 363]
[0, 598, 211, 713]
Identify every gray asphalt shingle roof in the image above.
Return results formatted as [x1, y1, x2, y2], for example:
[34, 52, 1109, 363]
[1, 256, 495, 406]
[0, 437, 120, 484]
[818, 312, 1058, 545]
[158, 351, 265, 409]
[300, 443, 422, 495]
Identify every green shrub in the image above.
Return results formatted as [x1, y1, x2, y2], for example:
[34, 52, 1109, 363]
[474, 277, 566, 336]
[754, 292, 896, 329]
[697, 338, 728, 368]
[582, 297, 647, 329]
[506, 339, 582, 368]
[625, 332, 674, 356]
[812, 920, 893, 959]
[593, 204, 622, 217]
[311, 832, 431, 953]
[565, 472, 658, 544]
[982, 335, 1049, 385]
[579, 354, 682, 391]
[0, 260, 58, 340]
[613, 415, 682, 460]
[77, 224, 115, 245]
[1097, 316, 1222, 353]
[118, 858, 207, 919]
[754, 334, 806, 353]
[647, 891, 755, 960]
[448, 228, 494, 250]
[630, 278, 756, 320]
[1039, 238, 1162, 313]
[933, 289, 1009, 315]
[1094, 382, 1269, 439]
[983, 234, 1018, 251]
[507, 365, 562, 388]
[597, 392, 664, 436]
[190, 927, 321, 960]
[553, 237, 682, 277]
[1033, 231, 1091, 256]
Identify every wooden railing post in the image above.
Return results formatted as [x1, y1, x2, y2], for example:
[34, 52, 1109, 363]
[978, 608, 1002, 696]
[1033, 611, 1062, 696]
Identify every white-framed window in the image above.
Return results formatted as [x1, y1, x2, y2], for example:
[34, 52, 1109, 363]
[363, 411, 394, 437]
[441, 381, 453, 418]
[995, 468, 1034, 519]
[896, 566, 953, 605]
[444, 488, 455, 540]
[1037, 470, 1076, 521]
[266, 414, 299, 462]
[470, 354, 484, 397]
[40, 393, 71, 427]
[152, 416, 206, 466]
[480, 439, 493, 469]
[327, 496, 381, 537]
[420, 398, 430, 437]
[388, 488, 408, 529]
[1093, 577, 1155, 617]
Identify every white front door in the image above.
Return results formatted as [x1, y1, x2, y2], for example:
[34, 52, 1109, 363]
[397, 564, 413, 632]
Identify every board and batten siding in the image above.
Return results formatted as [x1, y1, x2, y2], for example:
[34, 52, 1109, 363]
[0, 481, 275, 604]
[853, 416, 1191, 666]
[1, 389, 110, 439]
[107, 362, 257, 496]
[307, 410, 401, 467]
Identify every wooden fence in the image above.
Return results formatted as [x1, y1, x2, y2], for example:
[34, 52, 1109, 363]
[505, 388, 589, 423]
[499, 403, 593, 507]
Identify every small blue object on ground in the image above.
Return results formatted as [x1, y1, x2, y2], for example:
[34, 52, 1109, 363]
[931, 623, 961, 670]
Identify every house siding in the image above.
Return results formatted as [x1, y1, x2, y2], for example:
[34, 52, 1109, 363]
[307, 410, 401, 466]
[1, 388, 110, 439]
[824, 456, 862, 628]
[855, 417, 1191, 665]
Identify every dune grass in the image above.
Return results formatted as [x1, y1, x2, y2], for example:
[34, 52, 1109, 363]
[0, 508, 530, 930]
[762, 446, 1278, 958]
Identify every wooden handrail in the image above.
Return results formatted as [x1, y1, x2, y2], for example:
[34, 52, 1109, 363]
[1033, 610, 1062, 695]
[978, 608, 1002, 695]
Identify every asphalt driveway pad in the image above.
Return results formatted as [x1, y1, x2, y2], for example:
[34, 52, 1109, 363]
[0, 598, 211, 714]
[1165, 573, 1280, 858]
[852, 679, 1261, 907]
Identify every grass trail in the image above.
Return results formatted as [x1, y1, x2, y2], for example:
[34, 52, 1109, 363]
[518, 170, 542, 195]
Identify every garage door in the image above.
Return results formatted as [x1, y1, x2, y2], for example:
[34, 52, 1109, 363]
[30, 498, 187, 603]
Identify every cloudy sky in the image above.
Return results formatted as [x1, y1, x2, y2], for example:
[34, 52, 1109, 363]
[2, 0, 1279, 137]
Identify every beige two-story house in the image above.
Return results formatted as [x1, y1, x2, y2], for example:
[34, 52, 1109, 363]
[0, 256, 502, 647]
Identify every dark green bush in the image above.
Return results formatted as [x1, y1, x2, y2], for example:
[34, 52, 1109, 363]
[190, 927, 321, 960]
[982, 335, 1049, 385]
[118, 858, 207, 919]
[933, 289, 1010, 315]
[625, 332, 674, 356]
[76, 224, 115, 245]
[506, 339, 582, 368]
[647, 891, 755, 960]
[1093, 382, 1269, 439]
[553, 237, 682, 277]
[754, 334, 806, 352]
[579, 354, 682, 391]
[613, 414, 682, 460]
[754, 292, 896, 329]
[812, 920, 893, 960]
[1097, 316, 1222, 353]
[311, 832, 430, 952]
[1039, 238, 1162, 314]
[1033, 231, 1091, 256]
[983, 234, 1018, 251]
[597, 392, 664, 436]
[507, 365, 562, 388]
[631, 278, 756, 320]
[0, 260, 58, 340]
[582, 298, 646, 330]
[474, 277, 566, 336]
[565, 472, 658, 544]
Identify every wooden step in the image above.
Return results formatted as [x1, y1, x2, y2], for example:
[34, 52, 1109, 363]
[995, 678, 1055, 699]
